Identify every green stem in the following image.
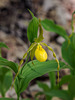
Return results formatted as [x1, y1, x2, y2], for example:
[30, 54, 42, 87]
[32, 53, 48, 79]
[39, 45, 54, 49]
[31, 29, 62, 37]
[71, 11, 75, 33]
[17, 95, 19, 100]
[1, 91, 5, 97]
[16, 53, 30, 100]
[0, 48, 2, 57]
[12, 48, 30, 87]
[48, 72, 56, 89]
[69, 11, 75, 38]
[16, 52, 30, 100]
[21, 52, 30, 73]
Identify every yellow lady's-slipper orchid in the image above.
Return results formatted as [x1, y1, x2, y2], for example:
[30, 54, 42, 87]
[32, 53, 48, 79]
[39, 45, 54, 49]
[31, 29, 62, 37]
[35, 44, 47, 62]
[13, 20, 60, 86]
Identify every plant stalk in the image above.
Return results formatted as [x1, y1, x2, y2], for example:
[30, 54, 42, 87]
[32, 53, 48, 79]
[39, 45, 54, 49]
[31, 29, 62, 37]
[0, 48, 2, 57]
[48, 72, 56, 89]
[21, 51, 30, 73]
[17, 95, 19, 100]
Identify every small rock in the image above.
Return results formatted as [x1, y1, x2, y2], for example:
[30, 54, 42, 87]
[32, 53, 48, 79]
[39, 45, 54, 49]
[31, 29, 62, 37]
[0, 0, 9, 7]
[56, 36, 65, 45]
[52, 97, 62, 100]
[17, 20, 29, 29]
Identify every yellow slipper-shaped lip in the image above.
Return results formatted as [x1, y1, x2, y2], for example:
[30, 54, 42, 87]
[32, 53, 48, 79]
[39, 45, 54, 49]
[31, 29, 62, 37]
[35, 44, 47, 62]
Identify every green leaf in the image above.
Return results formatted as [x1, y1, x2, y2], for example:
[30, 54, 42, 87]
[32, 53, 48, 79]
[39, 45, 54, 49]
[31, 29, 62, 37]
[61, 64, 73, 70]
[3, 72, 12, 93]
[0, 42, 8, 49]
[37, 81, 51, 100]
[37, 81, 49, 91]
[30, 45, 37, 61]
[62, 36, 75, 69]
[41, 19, 69, 40]
[0, 57, 18, 73]
[59, 75, 72, 87]
[27, 17, 39, 43]
[55, 75, 72, 89]
[45, 90, 71, 100]
[35, 91, 44, 98]
[35, 91, 51, 100]
[48, 72, 56, 89]
[28, 9, 34, 18]
[0, 67, 13, 97]
[15, 60, 66, 94]
[68, 76, 75, 98]
[0, 98, 14, 100]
